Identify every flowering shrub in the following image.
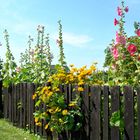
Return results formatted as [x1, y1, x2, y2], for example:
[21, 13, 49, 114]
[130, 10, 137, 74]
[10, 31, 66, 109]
[33, 64, 103, 133]
[104, 1, 140, 87]
[1, 21, 68, 86]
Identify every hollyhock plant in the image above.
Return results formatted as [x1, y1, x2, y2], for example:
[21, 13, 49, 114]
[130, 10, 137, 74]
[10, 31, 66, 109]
[104, 0, 140, 87]
[127, 44, 137, 56]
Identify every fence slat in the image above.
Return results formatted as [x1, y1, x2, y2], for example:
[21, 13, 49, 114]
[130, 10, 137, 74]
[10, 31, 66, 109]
[124, 86, 134, 140]
[81, 84, 90, 140]
[90, 86, 101, 140]
[103, 86, 109, 140]
[8, 84, 12, 121]
[13, 84, 17, 125]
[22, 83, 27, 128]
[19, 83, 23, 128]
[110, 86, 120, 140]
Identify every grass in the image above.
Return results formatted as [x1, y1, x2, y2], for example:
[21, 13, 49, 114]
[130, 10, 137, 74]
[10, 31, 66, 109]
[0, 119, 45, 140]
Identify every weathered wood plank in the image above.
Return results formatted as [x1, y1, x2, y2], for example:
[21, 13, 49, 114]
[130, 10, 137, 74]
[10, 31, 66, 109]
[90, 85, 101, 140]
[102, 86, 109, 140]
[124, 86, 134, 140]
[110, 86, 120, 140]
[81, 84, 90, 140]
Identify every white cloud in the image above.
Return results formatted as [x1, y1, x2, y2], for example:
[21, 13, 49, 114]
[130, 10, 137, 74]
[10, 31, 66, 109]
[51, 32, 93, 47]
[63, 32, 93, 47]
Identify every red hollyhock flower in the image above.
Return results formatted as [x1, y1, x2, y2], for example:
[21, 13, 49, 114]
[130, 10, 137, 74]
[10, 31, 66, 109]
[124, 6, 129, 12]
[117, 7, 123, 16]
[136, 29, 140, 37]
[127, 44, 137, 56]
[114, 18, 119, 26]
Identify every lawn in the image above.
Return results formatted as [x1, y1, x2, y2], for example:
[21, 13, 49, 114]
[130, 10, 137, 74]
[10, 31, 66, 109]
[0, 119, 44, 140]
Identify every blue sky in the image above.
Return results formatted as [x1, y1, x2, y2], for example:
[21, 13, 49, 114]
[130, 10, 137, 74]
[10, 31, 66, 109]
[0, 0, 140, 69]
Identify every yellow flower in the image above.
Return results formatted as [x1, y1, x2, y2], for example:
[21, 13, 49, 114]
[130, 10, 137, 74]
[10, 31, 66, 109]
[78, 87, 84, 92]
[48, 108, 55, 113]
[34, 117, 39, 123]
[69, 102, 76, 107]
[48, 91, 53, 97]
[32, 94, 37, 100]
[55, 107, 61, 112]
[90, 65, 96, 71]
[36, 122, 41, 126]
[78, 80, 84, 86]
[62, 109, 68, 115]
[52, 87, 60, 92]
[50, 127, 54, 132]
[45, 124, 49, 130]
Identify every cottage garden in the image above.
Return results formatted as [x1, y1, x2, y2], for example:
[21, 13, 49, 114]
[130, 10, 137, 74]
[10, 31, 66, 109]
[0, 1, 140, 140]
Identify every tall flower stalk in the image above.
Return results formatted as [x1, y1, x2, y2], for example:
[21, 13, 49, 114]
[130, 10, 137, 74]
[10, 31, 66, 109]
[57, 20, 67, 68]
[2, 30, 17, 87]
[45, 34, 53, 74]
[33, 25, 49, 83]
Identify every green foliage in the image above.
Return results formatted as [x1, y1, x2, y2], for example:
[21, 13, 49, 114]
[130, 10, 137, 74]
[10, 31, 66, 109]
[2, 30, 17, 87]
[110, 110, 124, 132]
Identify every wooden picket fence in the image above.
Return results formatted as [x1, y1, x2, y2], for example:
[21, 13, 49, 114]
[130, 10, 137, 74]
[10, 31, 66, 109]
[2, 83, 140, 140]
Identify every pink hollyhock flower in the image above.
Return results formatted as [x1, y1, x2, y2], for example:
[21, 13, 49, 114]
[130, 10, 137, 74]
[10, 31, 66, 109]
[127, 44, 137, 56]
[124, 6, 129, 13]
[117, 7, 123, 16]
[112, 47, 119, 59]
[136, 29, 140, 37]
[116, 32, 126, 45]
[114, 18, 119, 26]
